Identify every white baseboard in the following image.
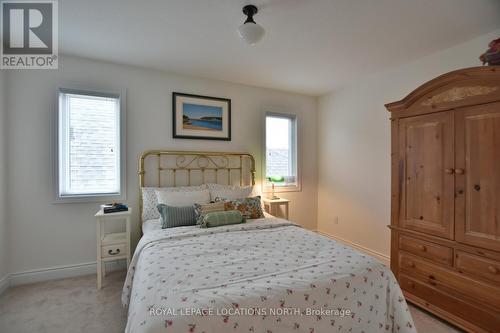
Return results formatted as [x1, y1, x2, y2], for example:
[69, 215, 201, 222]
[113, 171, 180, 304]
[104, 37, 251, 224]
[0, 274, 9, 295]
[0, 260, 126, 294]
[315, 230, 390, 266]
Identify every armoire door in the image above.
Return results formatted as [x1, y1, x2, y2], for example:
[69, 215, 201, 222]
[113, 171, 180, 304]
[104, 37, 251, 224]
[455, 102, 500, 251]
[398, 111, 455, 239]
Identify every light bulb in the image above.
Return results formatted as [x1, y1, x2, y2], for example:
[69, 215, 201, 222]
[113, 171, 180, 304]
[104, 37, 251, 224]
[238, 22, 265, 45]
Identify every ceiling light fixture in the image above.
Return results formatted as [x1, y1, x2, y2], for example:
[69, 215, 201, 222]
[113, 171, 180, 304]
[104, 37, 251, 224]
[238, 5, 265, 45]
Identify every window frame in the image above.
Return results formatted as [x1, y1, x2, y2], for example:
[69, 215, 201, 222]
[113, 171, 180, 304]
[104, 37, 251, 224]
[54, 87, 126, 203]
[262, 112, 301, 193]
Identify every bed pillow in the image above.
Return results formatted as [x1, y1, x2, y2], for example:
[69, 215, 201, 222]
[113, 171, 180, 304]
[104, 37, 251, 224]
[199, 210, 244, 228]
[222, 196, 264, 219]
[193, 202, 225, 225]
[157, 204, 196, 229]
[156, 189, 211, 207]
[141, 187, 162, 221]
[141, 185, 207, 221]
[207, 183, 254, 201]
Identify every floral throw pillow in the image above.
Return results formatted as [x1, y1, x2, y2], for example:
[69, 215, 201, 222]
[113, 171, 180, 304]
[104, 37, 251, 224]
[222, 196, 264, 219]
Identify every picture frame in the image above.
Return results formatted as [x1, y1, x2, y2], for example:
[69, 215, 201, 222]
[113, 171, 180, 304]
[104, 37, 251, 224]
[172, 92, 231, 140]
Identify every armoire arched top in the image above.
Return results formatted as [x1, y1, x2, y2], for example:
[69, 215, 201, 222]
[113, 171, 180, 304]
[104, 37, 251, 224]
[385, 66, 500, 117]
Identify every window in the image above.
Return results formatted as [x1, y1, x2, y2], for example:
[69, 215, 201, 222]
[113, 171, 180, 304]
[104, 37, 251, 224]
[57, 88, 124, 200]
[265, 113, 299, 191]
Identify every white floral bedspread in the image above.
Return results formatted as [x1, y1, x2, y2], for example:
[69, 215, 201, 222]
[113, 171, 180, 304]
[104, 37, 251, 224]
[122, 218, 415, 333]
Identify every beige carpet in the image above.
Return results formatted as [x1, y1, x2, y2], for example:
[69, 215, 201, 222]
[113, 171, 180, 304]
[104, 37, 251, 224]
[0, 271, 127, 333]
[0, 270, 462, 333]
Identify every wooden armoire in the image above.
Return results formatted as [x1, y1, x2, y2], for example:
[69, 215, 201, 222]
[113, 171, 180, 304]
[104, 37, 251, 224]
[386, 67, 500, 333]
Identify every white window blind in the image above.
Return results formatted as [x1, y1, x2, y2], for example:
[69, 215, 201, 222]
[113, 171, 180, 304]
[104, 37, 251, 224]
[265, 114, 298, 188]
[58, 90, 121, 198]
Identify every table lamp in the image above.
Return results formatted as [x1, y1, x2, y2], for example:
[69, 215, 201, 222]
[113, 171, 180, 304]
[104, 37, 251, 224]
[267, 176, 284, 200]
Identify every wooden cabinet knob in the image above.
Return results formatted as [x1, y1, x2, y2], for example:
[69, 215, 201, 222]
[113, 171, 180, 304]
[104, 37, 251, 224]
[428, 275, 437, 286]
[417, 244, 427, 252]
[455, 168, 465, 175]
[445, 168, 455, 174]
[488, 265, 499, 274]
[407, 261, 415, 268]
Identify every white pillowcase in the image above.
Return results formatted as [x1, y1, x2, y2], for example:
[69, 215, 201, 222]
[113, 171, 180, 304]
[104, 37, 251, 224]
[141, 185, 207, 221]
[207, 183, 254, 201]
[156, 189, 211, 207]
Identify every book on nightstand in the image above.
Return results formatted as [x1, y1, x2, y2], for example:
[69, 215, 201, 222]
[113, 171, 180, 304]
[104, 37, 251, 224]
[101, 203, 128, 214]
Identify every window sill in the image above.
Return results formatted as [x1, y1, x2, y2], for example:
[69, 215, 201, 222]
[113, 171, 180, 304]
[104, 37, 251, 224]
[262, 184, 301, 194]
[53, 193, 125, 204]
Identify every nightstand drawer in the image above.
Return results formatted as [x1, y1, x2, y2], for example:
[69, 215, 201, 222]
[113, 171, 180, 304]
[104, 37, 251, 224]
[101, 243, 126, 258]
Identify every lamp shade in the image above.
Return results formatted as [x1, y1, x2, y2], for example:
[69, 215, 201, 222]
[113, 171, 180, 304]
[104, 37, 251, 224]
[267, 176, 285, 183]
[238, 22, 265, 45]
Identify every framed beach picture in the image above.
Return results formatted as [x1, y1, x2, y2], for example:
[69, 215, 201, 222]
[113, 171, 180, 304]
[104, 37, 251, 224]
[172, 92, 231, 140]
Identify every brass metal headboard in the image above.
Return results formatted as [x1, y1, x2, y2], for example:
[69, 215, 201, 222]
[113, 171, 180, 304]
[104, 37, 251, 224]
[138, 150, 256, 220]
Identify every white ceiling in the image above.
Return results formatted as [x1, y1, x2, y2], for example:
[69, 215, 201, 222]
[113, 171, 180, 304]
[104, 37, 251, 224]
[60, 0, 500, 96]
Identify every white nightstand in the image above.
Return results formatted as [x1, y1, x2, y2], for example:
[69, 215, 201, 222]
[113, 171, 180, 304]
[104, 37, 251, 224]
[262, 198, 290, 220]
[95, 208, 131, 289]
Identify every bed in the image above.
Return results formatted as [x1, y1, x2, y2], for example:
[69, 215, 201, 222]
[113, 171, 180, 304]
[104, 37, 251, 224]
[122, 151, 416, 333]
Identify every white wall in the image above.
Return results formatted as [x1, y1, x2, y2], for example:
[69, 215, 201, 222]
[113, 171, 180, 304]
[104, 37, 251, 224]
[0, 70, 8, 285]
[317, 29, 500, 259]
[5, 55, 318, 275]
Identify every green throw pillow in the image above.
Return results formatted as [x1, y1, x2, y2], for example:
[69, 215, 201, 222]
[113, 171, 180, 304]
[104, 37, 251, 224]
[200, 210, 244, 228]
[157, 204, 196, 229]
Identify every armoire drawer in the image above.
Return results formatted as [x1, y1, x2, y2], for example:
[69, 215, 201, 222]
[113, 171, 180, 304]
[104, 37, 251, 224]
[399, 235, 453, 266]
[455, 251, 500, 285]
[399, 274, 500, 333]
[399, 252, 500, 308]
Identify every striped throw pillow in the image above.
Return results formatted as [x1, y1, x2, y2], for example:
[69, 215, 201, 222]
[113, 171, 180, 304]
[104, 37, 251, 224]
[200, 210, 244, 228]
[157, 204, 196, 229]
[193, 202, 225, 224]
